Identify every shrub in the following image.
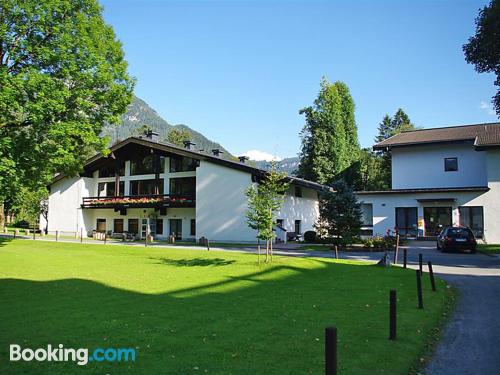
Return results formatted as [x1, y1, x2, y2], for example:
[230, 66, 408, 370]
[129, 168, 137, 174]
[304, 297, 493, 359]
[304, 231, 317, 243]
[362, 238, 374, 249]
[13, 220, 30, 229]
[371, 236, 384, 249]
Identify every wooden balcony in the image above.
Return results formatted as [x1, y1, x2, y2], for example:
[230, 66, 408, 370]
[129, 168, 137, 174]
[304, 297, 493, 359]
[81, 194, 195, 209]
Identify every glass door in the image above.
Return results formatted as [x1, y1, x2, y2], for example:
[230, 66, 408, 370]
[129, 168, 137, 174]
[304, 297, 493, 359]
[169, 219, 182, 240]
[395, 207, 418, 237]
[424, 207, 452, 236]
[141, 218, 148, 239]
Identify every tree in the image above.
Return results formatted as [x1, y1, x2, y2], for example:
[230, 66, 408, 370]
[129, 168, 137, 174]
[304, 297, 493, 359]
[374, 109, 417, 189]
[0, 0, 134, 225]
[463, 0, 500, 117]
[316, 180, 362, 247]
[166, 128, 192, 147]
[11, 186, 48, 231]
[246, 163, 289, 263]
[297, 77, 360, 185]
[357, 148, 389, 191]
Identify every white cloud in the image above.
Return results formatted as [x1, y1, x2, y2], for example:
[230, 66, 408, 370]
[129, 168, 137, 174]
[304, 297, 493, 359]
[479, 101, 496, 116]
[241, 150, 283, 162]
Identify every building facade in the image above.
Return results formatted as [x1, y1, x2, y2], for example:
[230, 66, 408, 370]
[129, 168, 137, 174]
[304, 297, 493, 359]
[357, 123, 500, 243]
[44, 133, 324, 242]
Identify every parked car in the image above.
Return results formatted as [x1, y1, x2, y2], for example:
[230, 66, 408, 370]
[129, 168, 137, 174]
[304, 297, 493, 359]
[436, 226, 477, 253]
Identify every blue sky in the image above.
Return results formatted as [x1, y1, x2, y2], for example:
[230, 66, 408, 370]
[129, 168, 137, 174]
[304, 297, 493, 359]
[101, 0, 497, 160]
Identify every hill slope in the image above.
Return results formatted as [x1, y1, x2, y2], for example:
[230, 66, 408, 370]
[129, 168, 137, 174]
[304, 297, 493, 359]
[102, 95, 298, 172]
[102, 96, 231, 157]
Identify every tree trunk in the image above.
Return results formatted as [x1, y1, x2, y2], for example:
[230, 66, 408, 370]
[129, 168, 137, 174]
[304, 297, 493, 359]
[257, 238, 261, 265]
[0, 202, 5, 229]
[270, 237, 273, 262]
[265, 240, 269, 263]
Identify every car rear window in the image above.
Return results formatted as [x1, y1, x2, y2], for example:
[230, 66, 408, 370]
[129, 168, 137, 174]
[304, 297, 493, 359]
[448, 228, 473, 237]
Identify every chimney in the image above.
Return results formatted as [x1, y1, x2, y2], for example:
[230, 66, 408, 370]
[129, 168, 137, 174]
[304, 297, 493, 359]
[238, 156, 249, 164]
[145, 130, 159, 142]
[183, 140, 196, 150]
[212, 148, 223, 157]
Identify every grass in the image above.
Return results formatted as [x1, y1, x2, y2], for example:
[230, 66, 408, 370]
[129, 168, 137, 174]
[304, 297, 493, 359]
[478, 243, 500, 255]
[0, 238, 452, 374]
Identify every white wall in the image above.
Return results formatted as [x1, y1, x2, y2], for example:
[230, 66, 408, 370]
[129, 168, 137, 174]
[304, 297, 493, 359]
[391, 144, 487, 189]
[275, 186, 319, 234]
[46, 177, 95, 233]
[84, 207, 195, 240]
[196, 161, 256, 242]
[357, 178, 500, 243]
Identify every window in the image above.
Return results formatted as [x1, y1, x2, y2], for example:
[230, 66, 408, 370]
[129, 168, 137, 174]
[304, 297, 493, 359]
[294, 220, 301, 235]
[361, 204, 373, 227]
[459, 206, 484, 238]
[156, 219, 163, 235]
[444, 157, 458, 172]
[395, 207, 418, 237]
[96, 219, 106, 233]
[170, 177, 196, 196]
[99, 161, 125, 177]
[128, 219, 139, 234]
[97, 181, 124, 197]
[114, 219, 124, 233]
[98, 182, 106, 197]
[294, 186, 302, 197]
[190, 219, 196, 236]
[130, 179, 164, 196]
[169, 156, 198, 172]
[130, 155, 165, 175]
[276, 219, 284, 228]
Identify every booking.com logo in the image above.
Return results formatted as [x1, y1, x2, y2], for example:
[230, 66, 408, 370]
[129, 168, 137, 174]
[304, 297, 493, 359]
[10, 344, 136, 366]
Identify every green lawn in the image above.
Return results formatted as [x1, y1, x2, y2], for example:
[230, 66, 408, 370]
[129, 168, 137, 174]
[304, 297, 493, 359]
[478, 243, 500, 254]
[0, 238, 452, 374]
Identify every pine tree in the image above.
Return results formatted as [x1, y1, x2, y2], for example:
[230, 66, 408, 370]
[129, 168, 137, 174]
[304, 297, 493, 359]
[316, 180, 362, 247]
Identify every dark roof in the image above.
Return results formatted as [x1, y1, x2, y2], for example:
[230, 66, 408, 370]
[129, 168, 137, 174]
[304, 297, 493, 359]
[373, 122, 500, 150]
[52, 136, 329, 192]
[356, 186, 490, 195]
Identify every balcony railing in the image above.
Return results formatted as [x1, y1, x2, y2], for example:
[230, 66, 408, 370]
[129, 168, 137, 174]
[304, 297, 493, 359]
[82, 194, 195, 209]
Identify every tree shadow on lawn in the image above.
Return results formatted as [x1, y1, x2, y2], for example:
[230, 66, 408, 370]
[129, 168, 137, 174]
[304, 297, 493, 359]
[150, 257, 236, 267]
[0, 261, 447, 375]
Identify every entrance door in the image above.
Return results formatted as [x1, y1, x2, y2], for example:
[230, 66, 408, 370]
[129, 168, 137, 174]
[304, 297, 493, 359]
[169, 219, 182, 240]
[424, 207, 452, 236]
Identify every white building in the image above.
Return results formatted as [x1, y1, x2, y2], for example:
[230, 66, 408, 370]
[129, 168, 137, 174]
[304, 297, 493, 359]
[44, 132, 324, 242]
[357, 122, 500, 243]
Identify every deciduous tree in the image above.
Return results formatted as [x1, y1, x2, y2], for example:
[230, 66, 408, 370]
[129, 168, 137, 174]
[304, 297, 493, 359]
[166, 128, 192, 147]
[246, 163, 288, 262]
[297, 77, 360, 185]
[0, 0, 134, 224]
[463, 0, 500, 117]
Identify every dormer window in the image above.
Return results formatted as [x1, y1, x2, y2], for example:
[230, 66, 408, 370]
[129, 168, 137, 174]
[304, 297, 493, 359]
[444, 157, 458, 172]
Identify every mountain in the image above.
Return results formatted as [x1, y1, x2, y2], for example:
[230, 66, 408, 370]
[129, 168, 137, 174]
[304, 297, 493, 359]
[102, 96, 231, 157]
[254, 157, 300, 175]
[102, 95, 299, 173]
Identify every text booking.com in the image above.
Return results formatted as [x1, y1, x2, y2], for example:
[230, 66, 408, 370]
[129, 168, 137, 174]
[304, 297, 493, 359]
[10, 344, 136, 366]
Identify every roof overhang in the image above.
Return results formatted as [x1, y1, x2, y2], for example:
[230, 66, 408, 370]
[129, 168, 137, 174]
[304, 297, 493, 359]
[51, 137, 329, 192]
[416, 198, 456, 203]
[356, 186, 490, 195]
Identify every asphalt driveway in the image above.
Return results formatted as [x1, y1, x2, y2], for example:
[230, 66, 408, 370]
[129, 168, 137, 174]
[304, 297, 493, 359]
[338, 241, 500, 375]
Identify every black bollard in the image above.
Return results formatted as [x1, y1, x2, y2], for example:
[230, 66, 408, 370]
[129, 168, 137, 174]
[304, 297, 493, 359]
[416, 270, 424, 309]
[389, 290, 397, 340]
[80, 228, 83, 243]
[56, 230, 58, 242]
[419, 253, 423, 274]
[325, 326, 337, 375]
[428, 261, 436, 292]
[403, 248, 407, 269]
